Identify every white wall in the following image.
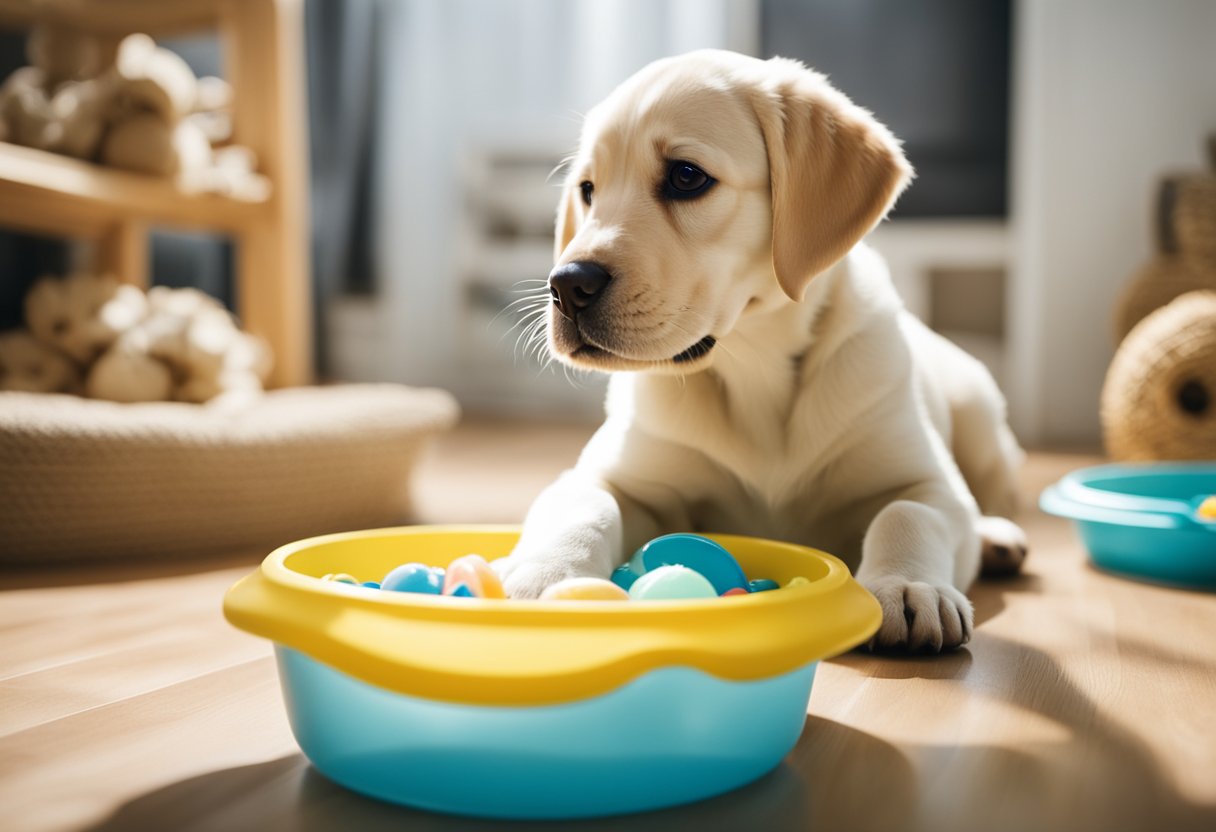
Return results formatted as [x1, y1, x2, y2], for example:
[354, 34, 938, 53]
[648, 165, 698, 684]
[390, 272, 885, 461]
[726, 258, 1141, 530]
[353, 0, 1216, 441]
[1008, 0, 1216, 447]
[355, 0, 757, 415]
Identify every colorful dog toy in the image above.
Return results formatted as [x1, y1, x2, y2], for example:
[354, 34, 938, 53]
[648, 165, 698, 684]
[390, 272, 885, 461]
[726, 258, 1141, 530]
[338, 534, 787, 602]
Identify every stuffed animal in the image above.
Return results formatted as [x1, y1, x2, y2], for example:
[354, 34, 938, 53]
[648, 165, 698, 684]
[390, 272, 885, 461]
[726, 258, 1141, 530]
[85, 327, 173, 403]
[97, 34, 209, 177]
[150, 290, 271, 403]
[106, 33, 196, 122]
[19, 273, 273, 405]
[0, 329, 80, 393]
[95, 34, 270, 198]
[0, 67, 111, 158]
[23, 272, 148, 365]
[26, 23, 121, 90]
[187, 75, 233, 144]
[0, 26, 268, 198]
[0, 24, 118, 158]
[85, 285, 272, 405]
[0, 66, 53, 147]
[180, 144, 272, 201]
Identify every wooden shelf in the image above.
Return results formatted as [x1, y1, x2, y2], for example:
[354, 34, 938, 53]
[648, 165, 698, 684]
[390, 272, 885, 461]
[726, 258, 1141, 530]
[0, 0, 221, 36]
[0, 0, 312, 388]
[0, 141, 270, 239]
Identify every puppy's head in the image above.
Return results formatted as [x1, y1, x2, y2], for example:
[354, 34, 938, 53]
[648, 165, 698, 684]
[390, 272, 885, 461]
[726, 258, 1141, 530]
[546, 49, 911, 373]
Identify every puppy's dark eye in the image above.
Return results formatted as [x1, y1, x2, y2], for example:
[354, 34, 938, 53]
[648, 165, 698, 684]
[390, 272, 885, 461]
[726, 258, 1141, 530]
[580, 181, 594, 206]
[664, 161, 715, 199]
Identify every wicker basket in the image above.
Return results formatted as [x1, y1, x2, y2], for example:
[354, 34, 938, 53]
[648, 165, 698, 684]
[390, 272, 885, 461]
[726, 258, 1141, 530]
[0, 384, 459, 564]
[1112, 170, 1216, 342]
[1102, 291, 1216, 461]
[1113, 256, 1216, 344]
[1159, 175, 1216, 265]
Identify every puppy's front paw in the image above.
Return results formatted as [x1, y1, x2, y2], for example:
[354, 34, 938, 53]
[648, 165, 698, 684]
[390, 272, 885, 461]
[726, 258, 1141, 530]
[491, 556, 602, 599]
[862, 577, 973, 653]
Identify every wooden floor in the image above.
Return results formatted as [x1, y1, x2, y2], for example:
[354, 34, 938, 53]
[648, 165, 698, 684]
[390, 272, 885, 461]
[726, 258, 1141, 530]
[2, 420, 1215, 832]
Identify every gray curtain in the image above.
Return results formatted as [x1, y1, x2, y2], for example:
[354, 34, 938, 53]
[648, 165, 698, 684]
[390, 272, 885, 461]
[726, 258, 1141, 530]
[307, 0, 379, 300]
[0, 31, 70, 331]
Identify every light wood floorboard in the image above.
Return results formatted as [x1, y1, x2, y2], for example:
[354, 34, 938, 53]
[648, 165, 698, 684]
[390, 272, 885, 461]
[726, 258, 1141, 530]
[1, 421, 1213, 832]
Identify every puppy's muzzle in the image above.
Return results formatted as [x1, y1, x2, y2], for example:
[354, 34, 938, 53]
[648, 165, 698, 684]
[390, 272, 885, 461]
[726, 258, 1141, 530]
[548, 261, 611, 321]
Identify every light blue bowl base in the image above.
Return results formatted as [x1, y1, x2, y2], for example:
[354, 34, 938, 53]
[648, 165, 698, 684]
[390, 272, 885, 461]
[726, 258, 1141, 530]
[1076, 521, 1216, 588]
[276, 647, 816, 820]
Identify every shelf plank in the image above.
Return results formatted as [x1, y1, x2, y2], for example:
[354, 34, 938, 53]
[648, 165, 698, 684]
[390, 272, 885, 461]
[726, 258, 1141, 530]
[0, 141, 270, 237]
[0, 0, 221, 35]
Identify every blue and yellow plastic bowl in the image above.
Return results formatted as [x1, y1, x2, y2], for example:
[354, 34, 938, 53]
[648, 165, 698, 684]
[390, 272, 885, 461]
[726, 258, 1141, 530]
[1040, 463, 1216, 588]
[223, 526, 880, 819]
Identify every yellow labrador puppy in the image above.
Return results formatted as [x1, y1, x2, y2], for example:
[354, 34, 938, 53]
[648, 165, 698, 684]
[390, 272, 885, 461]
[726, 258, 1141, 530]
[495, 50, 1026, 652]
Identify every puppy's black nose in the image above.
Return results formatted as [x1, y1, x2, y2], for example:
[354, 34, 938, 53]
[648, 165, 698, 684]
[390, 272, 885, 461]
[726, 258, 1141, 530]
[548, 261, 611, 320]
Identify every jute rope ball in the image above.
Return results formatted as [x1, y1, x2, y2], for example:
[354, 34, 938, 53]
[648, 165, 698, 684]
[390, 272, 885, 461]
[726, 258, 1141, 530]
[1101, 290, 1216, 461]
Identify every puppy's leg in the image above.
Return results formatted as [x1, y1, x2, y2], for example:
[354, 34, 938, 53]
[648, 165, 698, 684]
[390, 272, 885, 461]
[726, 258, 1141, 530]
[856, 486, 979, 653]
[948, 372, 1026, 521]
[493, 470, 660, 598]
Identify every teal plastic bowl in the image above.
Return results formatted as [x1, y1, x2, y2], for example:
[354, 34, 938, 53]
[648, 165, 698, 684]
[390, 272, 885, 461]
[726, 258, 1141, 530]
[1040, 463, 1216, 588]
[277, 648, 817, 819]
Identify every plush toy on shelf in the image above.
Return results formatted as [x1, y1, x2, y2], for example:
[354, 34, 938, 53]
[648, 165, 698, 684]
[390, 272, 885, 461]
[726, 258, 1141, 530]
[25, 23, 122, 89]
[100, 33, 216, 180]
[0, 24, 124, 160]
[8, 272, 273, 406]
[0, 24, 269, 201]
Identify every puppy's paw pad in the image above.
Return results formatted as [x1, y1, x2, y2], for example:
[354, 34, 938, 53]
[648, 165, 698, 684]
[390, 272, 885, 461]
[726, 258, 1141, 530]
[862, 578, 973, 653]
[976, 515, 1029, 577]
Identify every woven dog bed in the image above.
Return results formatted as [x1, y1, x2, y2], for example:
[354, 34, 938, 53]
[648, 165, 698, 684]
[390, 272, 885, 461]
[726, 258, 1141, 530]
[1102, 291, 1216, 461]
[0, 384, 459, 564]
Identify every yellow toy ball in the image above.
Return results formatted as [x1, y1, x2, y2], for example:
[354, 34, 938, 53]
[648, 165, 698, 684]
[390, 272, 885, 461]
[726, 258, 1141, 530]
[539, 577, 631, 601]
[1198, 496, 1216, 520]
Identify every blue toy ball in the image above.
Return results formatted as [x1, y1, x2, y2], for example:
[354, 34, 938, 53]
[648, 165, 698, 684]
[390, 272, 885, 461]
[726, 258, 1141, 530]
[639, 534, 749, 595]
[381, 563, 444, 594]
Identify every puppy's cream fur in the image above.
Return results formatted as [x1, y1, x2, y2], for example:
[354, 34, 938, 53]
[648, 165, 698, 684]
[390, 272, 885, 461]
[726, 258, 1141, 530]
[495, 50, 1025, 652]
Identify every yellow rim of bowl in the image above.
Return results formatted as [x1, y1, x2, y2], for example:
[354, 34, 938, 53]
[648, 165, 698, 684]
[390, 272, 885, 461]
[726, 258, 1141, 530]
[223, 525, 881, 706]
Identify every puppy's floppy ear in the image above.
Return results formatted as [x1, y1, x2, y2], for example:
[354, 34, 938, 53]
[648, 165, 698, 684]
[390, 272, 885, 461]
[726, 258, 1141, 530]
[749, 58, 913, 301]
[553, 176, 580, 263]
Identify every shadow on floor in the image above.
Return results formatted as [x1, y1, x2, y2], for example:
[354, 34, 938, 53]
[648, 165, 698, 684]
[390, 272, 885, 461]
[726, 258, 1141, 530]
[83, 630, 1216, 832]
[85, 719, 842, 832]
